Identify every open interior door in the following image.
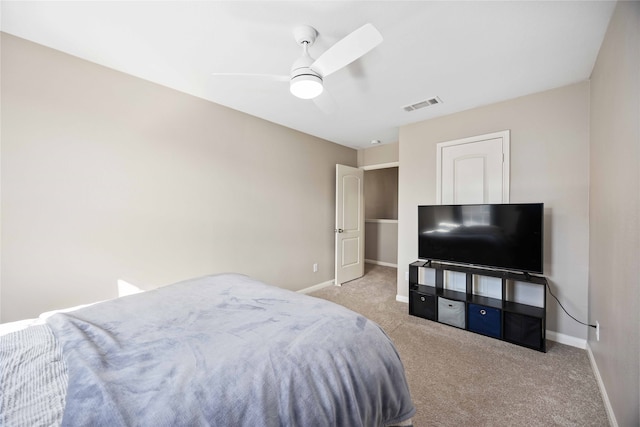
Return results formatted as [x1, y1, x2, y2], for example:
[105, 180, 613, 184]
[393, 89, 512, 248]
[335, 164, 364, 285]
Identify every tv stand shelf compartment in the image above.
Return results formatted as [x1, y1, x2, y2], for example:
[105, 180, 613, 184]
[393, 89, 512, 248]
[409, 261, 547, 352]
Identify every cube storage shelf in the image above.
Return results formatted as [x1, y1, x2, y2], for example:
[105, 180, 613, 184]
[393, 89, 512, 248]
[409, 261, 547, 352]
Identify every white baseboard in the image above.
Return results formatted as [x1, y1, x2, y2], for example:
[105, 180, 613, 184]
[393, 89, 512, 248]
[546, 330, 587, 349]
[396, 294, 409, 303]
[365, 259, 398, 268]
[297, 279, 336, 294]
[587, 343, 618, 427]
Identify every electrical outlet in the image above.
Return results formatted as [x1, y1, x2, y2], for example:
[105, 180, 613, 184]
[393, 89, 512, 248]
[313, 263, 318, 273]
[405, 271, 409, 281]
[596, 321, 600, 341]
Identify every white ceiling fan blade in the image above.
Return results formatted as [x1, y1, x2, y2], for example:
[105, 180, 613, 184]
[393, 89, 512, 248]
[312, 90, 337, 114]
[211, 73, 289, 82]
[311, 23, 383, 78]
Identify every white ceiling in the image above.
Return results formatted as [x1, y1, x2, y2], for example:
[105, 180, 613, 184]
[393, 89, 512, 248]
[1, 1, 616, 149]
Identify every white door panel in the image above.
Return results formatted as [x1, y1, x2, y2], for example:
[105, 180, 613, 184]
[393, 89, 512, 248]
[335, 164, 364, 285]
[341, 237, 360, 266]
[342, 175, 361, 230]
[453, 156, 485, 204]
[441, 137, 505, 205]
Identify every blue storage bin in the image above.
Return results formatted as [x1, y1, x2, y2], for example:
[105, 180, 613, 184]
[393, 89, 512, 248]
[468, 303, 501, 338]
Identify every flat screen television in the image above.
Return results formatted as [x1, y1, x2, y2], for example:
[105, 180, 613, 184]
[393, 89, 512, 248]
[418, 203, 544, 274]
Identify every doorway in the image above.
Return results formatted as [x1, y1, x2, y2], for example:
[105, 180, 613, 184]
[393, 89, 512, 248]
[363, 164, 399, 269]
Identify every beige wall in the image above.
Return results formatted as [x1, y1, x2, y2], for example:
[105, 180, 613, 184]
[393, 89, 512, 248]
[398, 82, 590, 340]
[364, 167, 398, 265]
[364, 167, 398, 220]
[365, 221, 397, 265]
[0, 33, 356, 322]
[588, 2, 640, 426]
[357, 141, 398, 167]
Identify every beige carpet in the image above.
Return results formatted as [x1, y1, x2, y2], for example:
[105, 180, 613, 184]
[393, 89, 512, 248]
[311, 264, 609, 427]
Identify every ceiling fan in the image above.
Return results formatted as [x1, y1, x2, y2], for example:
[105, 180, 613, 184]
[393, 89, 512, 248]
[212, 23, 383, 112]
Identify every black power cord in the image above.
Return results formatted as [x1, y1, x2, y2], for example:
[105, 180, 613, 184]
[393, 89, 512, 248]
[546, 282, 596, 328]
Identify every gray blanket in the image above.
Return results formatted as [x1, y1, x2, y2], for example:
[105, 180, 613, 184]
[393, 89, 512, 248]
[46, 274, 415, 426]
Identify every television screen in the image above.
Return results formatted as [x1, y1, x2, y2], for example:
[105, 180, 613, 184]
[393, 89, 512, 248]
[418, 203, 544, 274]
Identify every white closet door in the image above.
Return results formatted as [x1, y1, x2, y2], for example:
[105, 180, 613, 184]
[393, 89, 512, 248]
[436, 131, 510, 296]
[438, 132, 509, 205]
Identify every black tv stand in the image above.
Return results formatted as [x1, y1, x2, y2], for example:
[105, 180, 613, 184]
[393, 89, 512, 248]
[408, 261, 547, 352]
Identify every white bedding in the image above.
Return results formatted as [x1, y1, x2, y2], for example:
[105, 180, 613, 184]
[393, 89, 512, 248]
[0, 302, 102, 337]
[0, 324, 68, 426]
[0, 318, 40, 336]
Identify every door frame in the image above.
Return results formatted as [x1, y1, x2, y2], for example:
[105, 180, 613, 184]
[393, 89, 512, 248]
[335, 161, 399, 283]
[436, 130, 510, 204]
[361, 161, 399, 171]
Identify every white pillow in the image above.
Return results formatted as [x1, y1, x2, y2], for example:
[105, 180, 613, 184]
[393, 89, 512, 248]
[37, 302, 101, 321]
[0, 318, 41, 336]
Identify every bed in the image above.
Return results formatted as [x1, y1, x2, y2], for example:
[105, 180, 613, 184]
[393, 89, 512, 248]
[0, 273, 415, 426]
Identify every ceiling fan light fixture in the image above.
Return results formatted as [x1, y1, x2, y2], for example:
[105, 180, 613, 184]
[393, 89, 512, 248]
[290, 74, 323, 99]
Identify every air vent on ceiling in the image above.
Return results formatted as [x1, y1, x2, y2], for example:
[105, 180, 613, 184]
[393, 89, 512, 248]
[403, 96, 443, 112]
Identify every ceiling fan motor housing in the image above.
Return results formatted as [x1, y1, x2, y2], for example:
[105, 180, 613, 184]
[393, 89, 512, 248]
[290, 54, 322, 79]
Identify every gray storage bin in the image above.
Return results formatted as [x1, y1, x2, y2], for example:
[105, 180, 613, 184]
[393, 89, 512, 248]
[438, 297, 466, 328]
